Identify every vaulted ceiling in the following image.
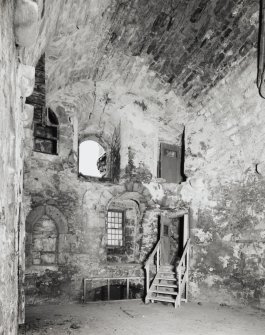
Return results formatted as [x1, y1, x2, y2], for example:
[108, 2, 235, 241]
[43, 0, 258, 106]
[22, 0, 259, 130]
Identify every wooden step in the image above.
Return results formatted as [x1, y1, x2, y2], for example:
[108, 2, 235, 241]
[158, 270, 175, 274]
[151, 296, 176, 303]
[151, 290, 178, 295]
[160, 265, 174, 270]
[155, 277, 176, 281]
[154, 283, 178, 288]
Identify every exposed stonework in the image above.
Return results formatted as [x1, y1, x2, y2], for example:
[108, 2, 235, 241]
[0, 1, 35, 333]
[2, 1, 265, 333]
[180, 55, 265, 306]
[44, 0, 258, 109]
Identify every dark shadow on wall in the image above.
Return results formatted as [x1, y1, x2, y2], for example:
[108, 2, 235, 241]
[181, 128, 187, 182]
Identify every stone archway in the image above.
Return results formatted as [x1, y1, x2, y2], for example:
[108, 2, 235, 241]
[26, 204, 68, 234]
[25, 205, 68, 268]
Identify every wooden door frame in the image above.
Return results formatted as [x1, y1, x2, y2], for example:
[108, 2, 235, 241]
[159, 209, 189, 264]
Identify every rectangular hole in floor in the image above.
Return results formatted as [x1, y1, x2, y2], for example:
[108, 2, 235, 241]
[85, 279, 144, 302]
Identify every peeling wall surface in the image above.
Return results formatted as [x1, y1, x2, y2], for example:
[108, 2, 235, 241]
[1, 1, 27, 333]
[181, 56, 265, 306]
[2, 1, 265, 333]
[22, 0, 265, 309]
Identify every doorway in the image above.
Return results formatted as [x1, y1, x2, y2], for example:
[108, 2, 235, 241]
[159, 214, 188, 266]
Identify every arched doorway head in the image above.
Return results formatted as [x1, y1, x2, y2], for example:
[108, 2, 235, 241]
[26, 205, 68, 267]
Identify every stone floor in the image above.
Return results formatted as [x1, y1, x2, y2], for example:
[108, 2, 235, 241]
[19, 300, 265, 335]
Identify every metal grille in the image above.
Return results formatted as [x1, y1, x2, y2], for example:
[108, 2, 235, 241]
[107, 211, 123, 247]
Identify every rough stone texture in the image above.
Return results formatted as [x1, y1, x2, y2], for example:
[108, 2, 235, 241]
[44, 0, 258, 109]
[23, 155, 172, 304]
[180, 55, 265, 306]
[2, 0, 264, 320]
[14, 0, 39, 47]
[0, 0, 35, 332]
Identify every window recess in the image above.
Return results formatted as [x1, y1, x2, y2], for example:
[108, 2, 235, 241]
[33, 107, 59, 155]
[107, 210, 124, 247]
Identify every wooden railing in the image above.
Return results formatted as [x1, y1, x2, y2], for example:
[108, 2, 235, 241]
[83, 276, 144, 303]
[176, 238, 190, 307]
[144, 240, 161, 302]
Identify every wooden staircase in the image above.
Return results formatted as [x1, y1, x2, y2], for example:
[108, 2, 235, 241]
[147, 265, 178, 305]
[144, 211, 190, 308]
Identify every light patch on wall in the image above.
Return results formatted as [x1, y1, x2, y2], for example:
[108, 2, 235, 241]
[233, 244, 241, 259]
[218, 255, 230, 268]
[223, 233, 233, 241]
[204, 275, 221, 287]
[189, 281, 201, 298]
[193, 228, 212, 243]
[260, 231, 265, 238]
[79, 140, 105, 177]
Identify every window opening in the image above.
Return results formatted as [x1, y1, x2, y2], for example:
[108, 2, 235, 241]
[79, 140, 106, 178]
[107, 210, 124, 247]
[33, 108, 58, 155]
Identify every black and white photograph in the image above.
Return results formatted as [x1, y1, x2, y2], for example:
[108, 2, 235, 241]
[0, 0, 265, 334]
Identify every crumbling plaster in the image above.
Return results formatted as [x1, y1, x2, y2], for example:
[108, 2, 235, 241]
[0, 0, 37, 332]
[179, 55, 265, 306]
[8, 0, 265, 311]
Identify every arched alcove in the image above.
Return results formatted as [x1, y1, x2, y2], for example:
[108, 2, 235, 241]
[32, 215, 58, 265]
[26, 205, 68, 268]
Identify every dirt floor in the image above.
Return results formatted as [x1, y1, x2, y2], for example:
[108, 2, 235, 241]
[19, 300, 265, 335]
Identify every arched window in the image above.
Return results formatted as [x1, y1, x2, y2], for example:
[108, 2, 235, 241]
[32, 215, 58, 265]
[79, 140, 106, 178]
[33, 108, 59, 155]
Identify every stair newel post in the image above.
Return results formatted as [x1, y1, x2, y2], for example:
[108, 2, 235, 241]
[184, 213, 189, 303]
[156, 244, 160, 273]
[185, 240, 190, 302]
[177, 266, 181, 307]
[145, 263, 150, 303]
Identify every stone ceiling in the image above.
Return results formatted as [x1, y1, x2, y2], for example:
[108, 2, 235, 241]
[22, 0, 259, 134]
[43, 0, 259, 105]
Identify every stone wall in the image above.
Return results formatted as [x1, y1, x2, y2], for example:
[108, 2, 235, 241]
[23, 174, 162, 304]
[23, 88, 187, 304]
[18, 0, 265, 310]
[0, 1, 35, 333]
[180, 54, 265, 306]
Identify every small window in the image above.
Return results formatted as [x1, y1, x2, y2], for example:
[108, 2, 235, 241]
[107, 210, 124, 247]
[79, 140, 106, 178]
[33, 108, 58, 155]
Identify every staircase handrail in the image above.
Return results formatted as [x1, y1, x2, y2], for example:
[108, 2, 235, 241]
[176, 237, 190, 307]
[144, 239, 161, 268]
[176, 238, 190, 272]
[144, 239, 161, 303]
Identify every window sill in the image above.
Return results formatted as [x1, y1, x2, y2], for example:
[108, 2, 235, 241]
[107, 247, 126, 255]
[78, 173, 116, 184]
